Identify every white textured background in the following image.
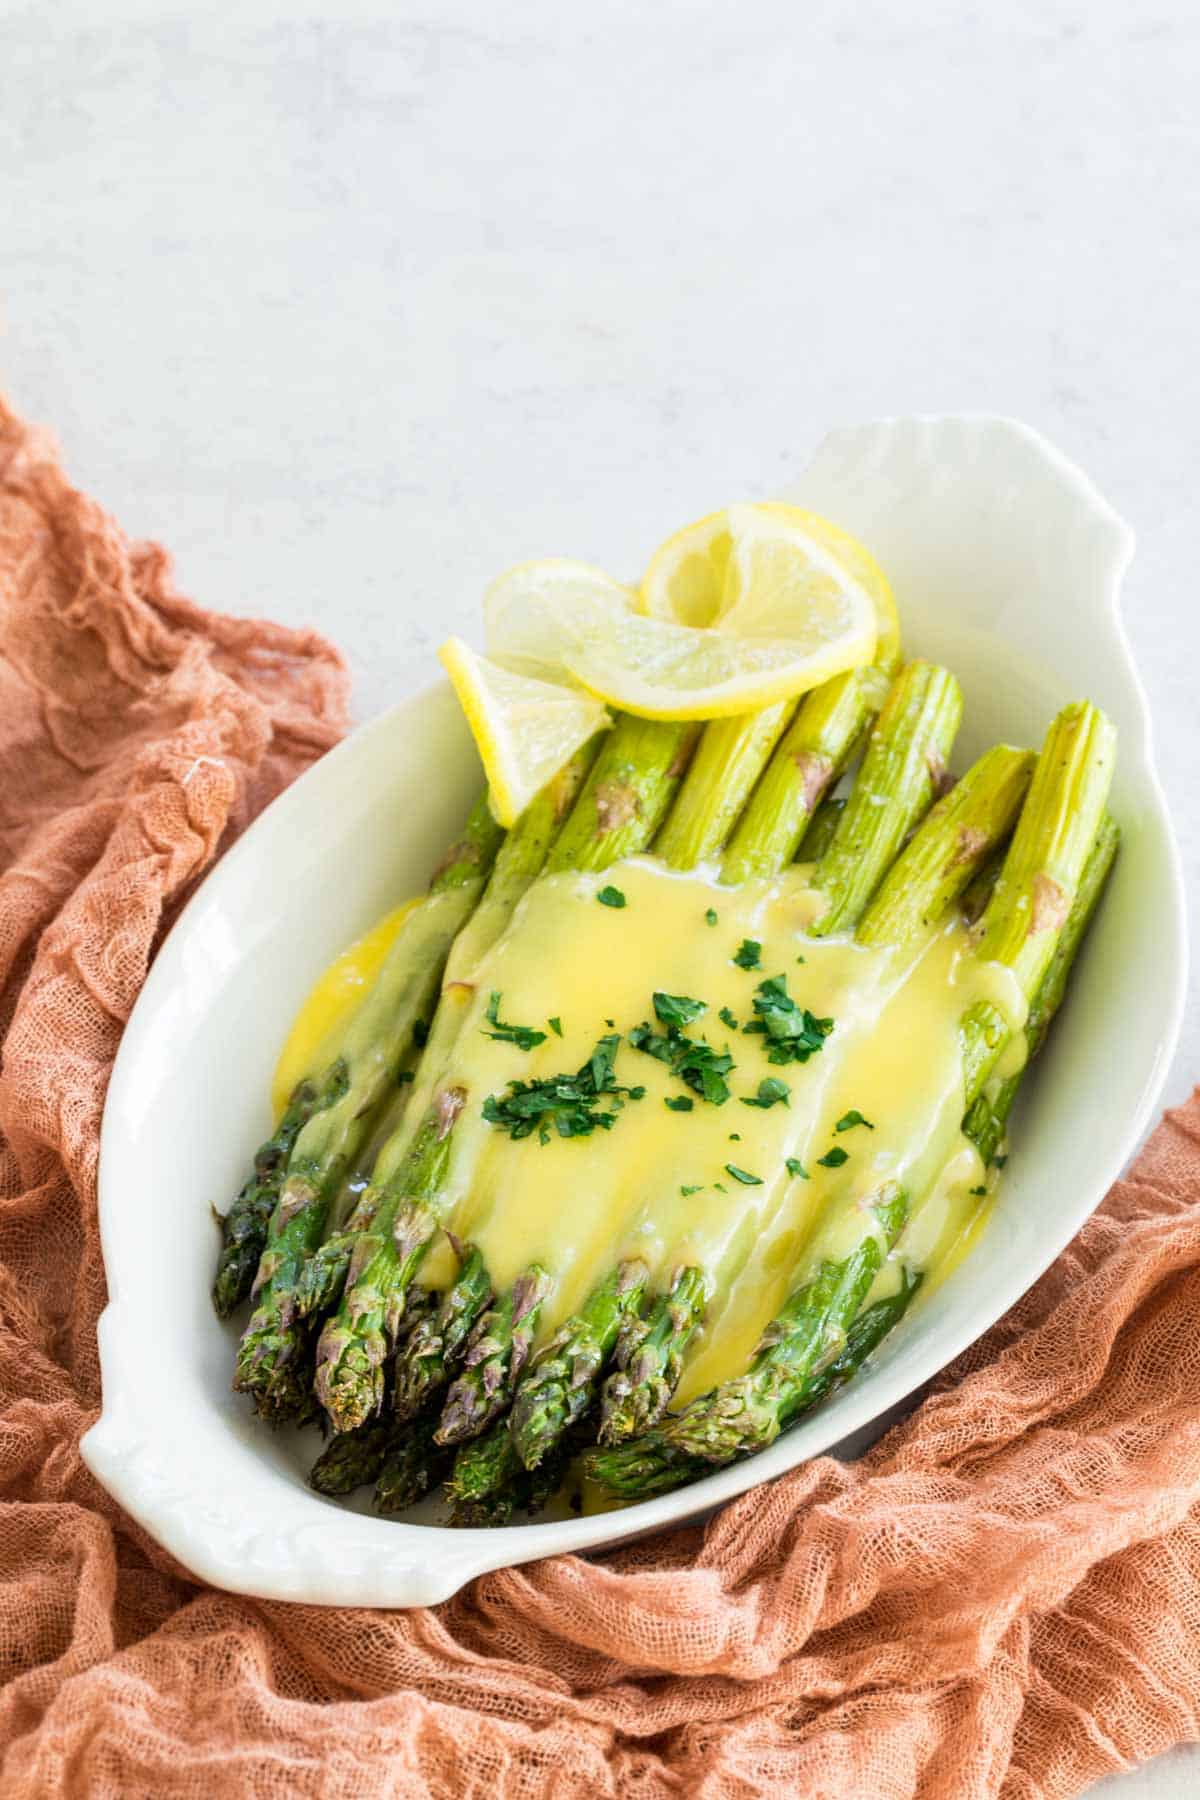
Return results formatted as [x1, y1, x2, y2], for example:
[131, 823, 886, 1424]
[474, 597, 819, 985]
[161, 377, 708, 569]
[4, 3, 1198, 1790]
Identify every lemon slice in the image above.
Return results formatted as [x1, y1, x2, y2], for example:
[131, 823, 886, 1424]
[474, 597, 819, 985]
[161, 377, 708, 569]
[439, 637, 610, 826]
[641, 501, 898, 669]
[484, 558, 639, 676]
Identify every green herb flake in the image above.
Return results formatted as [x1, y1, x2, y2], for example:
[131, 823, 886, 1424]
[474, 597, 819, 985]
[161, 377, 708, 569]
[835, 1109, 875, 1134]
[795, 954, 806, 964]
[728, 1132, 741, 1141]
[481, 1032, 644, 1144]
[992, 1153, 1009, 1169]
[680, 1184, 703, 1197]
[742, 973, 834, 1066]
[628, 1001, 734, 1106]
[412, 1017, 430, 1049]
[597, 885, 627, 909]
[548, 1016, 564, 1038]
[718, 1006, 739, 1031]
[732, 938, 762, 970]
[652, 991, 707, 1030]
[705, 907, 719, 927]
[786, 1157, 809, 1179]
[970, 1184, 988, 1197]
[725, 1163, 764, 1186]
[664, 1095, 694, 1113]
[482, 991, 548, 1052]
[713, 1181, 728, 1193]
[816, 1146, 849, 1169]
[742, 1077, 791, 1110]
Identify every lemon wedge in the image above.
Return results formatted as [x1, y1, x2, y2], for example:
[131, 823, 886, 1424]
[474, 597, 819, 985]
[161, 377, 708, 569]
[439, 637, 610, 826]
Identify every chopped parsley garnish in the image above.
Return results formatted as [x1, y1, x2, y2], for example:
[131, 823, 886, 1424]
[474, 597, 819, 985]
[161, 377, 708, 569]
[728, 1131, 741, 1141]
[725, 1163, 763, 1186]
[597, 884, 626, 909]
[742, 974, 834, 1066]
[816, 1146, 849, 1168]
[628, 996, 734, 1106]
[548, 1015, 564, 1038]
[680, 1184, 702, 1197]
[719, 1005, 740, 1031]
[705, 907, 719, 926]
[732, 938, 762, 970]
[413, 1017, 430, 1048]
[664, 1095, 694, 1112]
[481, 1033, 645, 1144]
[992, 1153, 1008, 1169]
[970, 1184, 988, 1196]
[482, 991, 547, 1052]
[742, 1077, 790, 1110]
[652, 991, 708, 1030]
[786, 1157, 809, 1179]
[835, 1109, 875, 1133]
[795, 954, 806, 964]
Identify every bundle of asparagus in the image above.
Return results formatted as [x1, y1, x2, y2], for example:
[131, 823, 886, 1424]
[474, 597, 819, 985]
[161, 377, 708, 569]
[215, 638, 1117, 1526]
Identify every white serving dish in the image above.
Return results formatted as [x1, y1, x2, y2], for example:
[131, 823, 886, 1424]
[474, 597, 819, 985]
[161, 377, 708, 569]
[83, 416, 1187, 1607]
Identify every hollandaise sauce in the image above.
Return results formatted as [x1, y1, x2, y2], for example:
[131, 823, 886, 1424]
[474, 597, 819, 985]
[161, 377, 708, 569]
[276, 855, 1023, 1398]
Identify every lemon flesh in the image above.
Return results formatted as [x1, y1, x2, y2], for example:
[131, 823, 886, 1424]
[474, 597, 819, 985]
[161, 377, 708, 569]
[439, 637, 610, 827]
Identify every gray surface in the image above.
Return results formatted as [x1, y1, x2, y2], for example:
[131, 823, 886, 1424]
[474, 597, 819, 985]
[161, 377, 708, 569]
[5, 1, 1198, 1788]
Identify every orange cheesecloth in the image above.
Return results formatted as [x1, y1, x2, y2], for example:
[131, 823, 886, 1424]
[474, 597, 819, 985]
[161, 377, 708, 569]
[1, 394, 1199, 1798]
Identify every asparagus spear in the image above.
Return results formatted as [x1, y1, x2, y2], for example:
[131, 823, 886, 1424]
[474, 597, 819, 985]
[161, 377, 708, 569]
[589, 703, 1114, 1498]
[798, 793, 845, 864]
[313, 718, 697, 1433]
[290, 744, 599, 1327]
[212, 1077, 320, 1318]
[435, 1265, 551, 1444]
[720, 608, 901, 885]
[374, 1415, 451, 1514]
[234, 797, 503, 1418]
[391, 1244, 494, 1421]
[509, 1260, 648, 1469]
[653, 701, 795, 869]
[963, 813, 1119, 1165]
[588, 1266, 924, 1501]
[598, 1266, 710, 1445]
[308, 1285, 437, 1496]
[806, 661, 963, 936]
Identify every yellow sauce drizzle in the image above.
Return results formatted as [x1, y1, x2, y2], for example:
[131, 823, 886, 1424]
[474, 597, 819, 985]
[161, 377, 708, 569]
[271, 900, 419, 1119]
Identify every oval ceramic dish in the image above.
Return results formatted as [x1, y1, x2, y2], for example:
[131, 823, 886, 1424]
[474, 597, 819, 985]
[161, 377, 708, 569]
[83, 416, 1187, 1607]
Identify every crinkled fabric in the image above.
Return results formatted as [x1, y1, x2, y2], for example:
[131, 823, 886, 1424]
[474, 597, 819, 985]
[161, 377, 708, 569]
[0, 394, 1198, 1799]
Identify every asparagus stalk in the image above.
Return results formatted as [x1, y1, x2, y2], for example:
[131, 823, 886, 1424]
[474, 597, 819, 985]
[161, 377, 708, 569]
[720, 608, 901, 885]
[212, 1077, 320, 1318]
[806, 661, 963, 936]
[654, 702, 796, 869]
[959, 702, 1117, 1106]
[598, 1266, 710, 1445]
[588, 1267, 924, 1500]
[963, 813, 1119, 1164]
[234, 797, 503, 1417]
[435, 1265, 551, 1444]
[308, 1285, 437, 1496]
[313, 718, 697, 1433]
[589, 703, 1114, 1498]
[509, 1260, 649, 1469]
[391, 1244, 494, 1421]
[291, 743, 598, 1326]
[798, 793, 845, 865]
[374, 1415, 451, 1514]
